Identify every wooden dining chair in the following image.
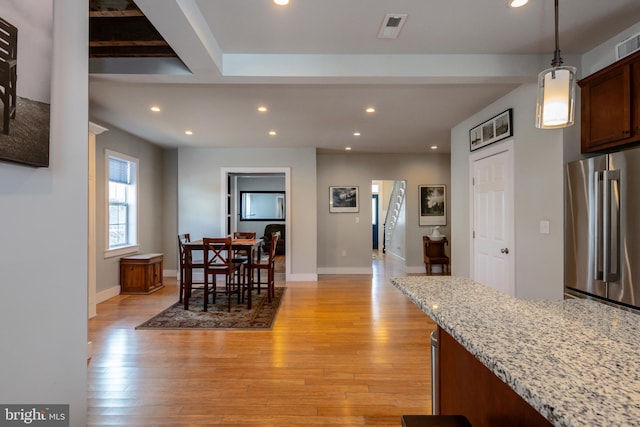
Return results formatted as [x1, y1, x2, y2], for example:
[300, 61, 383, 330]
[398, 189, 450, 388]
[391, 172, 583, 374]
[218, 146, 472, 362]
[178, 233, 205, 303]
[232, 231, 256, 260]
[252, 235, 278, 303]
[202, 237, 244, 312]
[232, 231, 256, 288]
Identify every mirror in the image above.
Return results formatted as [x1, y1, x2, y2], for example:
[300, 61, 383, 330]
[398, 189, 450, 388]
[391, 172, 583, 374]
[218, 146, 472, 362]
[240, 191, 285, 221]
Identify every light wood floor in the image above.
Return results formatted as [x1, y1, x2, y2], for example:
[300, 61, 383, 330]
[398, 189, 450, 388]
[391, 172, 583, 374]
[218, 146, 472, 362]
[88, 252, 435, 426]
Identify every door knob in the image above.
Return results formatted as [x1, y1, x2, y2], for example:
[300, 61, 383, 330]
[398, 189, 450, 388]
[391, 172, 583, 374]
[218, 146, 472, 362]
[500, 248, 509, 254]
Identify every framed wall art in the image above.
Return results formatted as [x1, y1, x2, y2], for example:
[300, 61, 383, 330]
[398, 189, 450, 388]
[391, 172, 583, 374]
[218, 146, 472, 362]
[0, 3, 52, 167]
[419, 185, 446, 226]
[469, 108, 513, 152]
[329, 186, 359, 213]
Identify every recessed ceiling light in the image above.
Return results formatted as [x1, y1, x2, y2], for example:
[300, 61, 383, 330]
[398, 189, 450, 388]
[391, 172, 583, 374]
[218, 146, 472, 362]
[269, 130, 277, 136]
[353, 132, 361, 136]
[508, 0, 528, 8]
[430, 145, 438, 150]
[365, 107, 376, 113]
[273, 0, 289, 5]
[185, 130, 193, 135]
[150, 106, 161, 112]
[345, 147, 352, 151]
[257, 106, 268, 112]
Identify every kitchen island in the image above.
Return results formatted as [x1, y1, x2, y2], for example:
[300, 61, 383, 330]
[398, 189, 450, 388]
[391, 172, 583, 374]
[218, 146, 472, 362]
[391, 276, 640, 427]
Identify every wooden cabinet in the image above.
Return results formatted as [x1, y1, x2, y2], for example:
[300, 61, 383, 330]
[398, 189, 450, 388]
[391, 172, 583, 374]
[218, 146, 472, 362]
[579, 50, 640, 153]
[436, 327, 552, 427]
[120, 253, 164, 294]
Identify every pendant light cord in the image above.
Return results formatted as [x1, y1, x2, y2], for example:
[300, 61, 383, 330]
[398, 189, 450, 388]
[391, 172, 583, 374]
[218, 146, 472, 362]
[551, 0, 563, 67]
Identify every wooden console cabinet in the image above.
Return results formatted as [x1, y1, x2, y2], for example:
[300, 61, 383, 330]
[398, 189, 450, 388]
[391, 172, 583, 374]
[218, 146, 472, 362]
[120, 253, 164, 294]
[579, 50, 640, 153]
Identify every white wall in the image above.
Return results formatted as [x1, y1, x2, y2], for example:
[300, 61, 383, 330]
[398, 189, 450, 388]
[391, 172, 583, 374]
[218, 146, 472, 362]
[3, 0, 53, 103]
[317, 153, 450, 274]
[178, 147, 317, 279]
[451, 84, 565, 300]
[581, 21, 640, 77]
[0, 1, 88, 424]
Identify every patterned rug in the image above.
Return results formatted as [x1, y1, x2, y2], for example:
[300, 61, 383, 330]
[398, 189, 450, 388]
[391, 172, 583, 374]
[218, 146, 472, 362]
[136, 287, 286, 330]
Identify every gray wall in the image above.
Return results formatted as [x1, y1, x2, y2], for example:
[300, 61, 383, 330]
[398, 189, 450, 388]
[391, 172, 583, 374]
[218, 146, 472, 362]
[317, 153, 451, 273]
[163, 148, 179, 272]
[581, 22, 640, 77]
[178, 147, 317, 279]
[93, 125, 171, 294]
[0, 1, 88, 423]
[451, 83, 566, 300]
[450, 20, 640, 301]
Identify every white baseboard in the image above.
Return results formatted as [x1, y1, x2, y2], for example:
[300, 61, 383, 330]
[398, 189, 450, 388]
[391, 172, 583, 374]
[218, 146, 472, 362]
[383, 251, 406, 261]
[405, 265, 445, 274]
[405, 265, 426, 274]
[286, 273, 318, 281]
[317, 267, 374, 275]
[96, 286, 121, 304]
[164, 269, 177, 278]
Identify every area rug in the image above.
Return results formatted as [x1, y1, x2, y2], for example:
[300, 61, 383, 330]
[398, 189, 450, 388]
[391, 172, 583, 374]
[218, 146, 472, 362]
[136, 287, 286, 330]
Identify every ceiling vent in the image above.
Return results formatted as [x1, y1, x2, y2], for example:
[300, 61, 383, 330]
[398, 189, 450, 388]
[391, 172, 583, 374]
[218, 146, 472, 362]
[377, 14, 408, 39]
[616, 33, 640, 60]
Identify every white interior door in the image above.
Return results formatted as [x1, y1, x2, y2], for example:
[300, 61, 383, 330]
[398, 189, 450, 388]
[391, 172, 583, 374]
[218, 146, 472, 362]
[471, 143, 514, 296]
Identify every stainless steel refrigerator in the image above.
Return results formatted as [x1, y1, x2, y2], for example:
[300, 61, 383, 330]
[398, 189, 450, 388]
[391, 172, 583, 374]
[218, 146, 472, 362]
[565, 147, 640, 311]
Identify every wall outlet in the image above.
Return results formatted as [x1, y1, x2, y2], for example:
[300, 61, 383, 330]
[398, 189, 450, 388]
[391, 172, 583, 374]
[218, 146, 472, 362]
[341, 249, 347, 257]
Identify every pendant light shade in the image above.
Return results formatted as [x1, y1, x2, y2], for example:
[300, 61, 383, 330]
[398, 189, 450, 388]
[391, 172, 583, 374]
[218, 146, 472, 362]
[536, 65, 576, 128]
[535, 0, 576, 129]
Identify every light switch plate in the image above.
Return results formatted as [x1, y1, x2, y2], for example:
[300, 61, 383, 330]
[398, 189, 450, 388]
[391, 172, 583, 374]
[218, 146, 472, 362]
[539, 220, 550, 234]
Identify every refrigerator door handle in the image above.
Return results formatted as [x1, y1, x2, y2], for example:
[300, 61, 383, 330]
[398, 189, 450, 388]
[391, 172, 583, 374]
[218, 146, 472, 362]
[603, 169, 621, 285]
[594, 171, 604, 281]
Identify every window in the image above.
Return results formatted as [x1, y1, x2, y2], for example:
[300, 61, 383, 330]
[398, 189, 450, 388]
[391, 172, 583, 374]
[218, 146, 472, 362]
[106, 150, 138, 255]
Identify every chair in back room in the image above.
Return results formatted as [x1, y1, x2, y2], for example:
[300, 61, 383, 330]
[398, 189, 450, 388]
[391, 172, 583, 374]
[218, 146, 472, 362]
[262, 224, 285, 255]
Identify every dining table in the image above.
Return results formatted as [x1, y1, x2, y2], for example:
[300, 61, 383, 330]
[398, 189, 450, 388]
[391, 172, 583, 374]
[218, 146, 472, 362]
[182, 238, 263, 310]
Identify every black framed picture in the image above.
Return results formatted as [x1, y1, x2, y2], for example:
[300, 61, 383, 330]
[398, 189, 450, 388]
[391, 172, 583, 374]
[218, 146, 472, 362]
[329, 186, 359, 213]
[0, 4, 52, 167]
[419, 185, 446, 226]
[469, 108, 513, 152]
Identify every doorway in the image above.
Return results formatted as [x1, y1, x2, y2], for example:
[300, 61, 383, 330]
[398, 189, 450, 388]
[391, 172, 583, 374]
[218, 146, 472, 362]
[222, 167, 291, 280]
[372, 179, 406, 261]
[470, 141, 514, 296]
[372, 194, 379, 250]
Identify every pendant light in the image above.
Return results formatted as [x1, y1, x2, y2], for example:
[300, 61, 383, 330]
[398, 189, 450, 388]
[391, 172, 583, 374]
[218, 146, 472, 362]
[535, 0, 576, 129]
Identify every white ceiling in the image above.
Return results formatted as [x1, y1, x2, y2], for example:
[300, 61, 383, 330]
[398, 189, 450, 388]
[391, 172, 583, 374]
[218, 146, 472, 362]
[88, 0, 640, 154]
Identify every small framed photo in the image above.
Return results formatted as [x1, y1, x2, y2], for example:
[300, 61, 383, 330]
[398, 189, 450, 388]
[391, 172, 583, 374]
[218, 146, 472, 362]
[329, 186, 359, 213]
[419, 185, 446, 226]
[469, 108, 513, 152]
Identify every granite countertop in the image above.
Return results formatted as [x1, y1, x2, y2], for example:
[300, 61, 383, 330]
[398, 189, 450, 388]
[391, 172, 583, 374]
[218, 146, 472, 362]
[391, 276, 640, 427]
